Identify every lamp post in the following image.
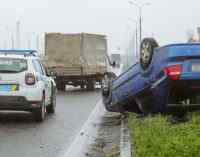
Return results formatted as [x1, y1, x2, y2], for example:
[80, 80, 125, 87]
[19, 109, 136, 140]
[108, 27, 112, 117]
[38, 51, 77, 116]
[128, 18, 138, 59]
[128, 1, 151, 44]
[16, 20, 21, 49]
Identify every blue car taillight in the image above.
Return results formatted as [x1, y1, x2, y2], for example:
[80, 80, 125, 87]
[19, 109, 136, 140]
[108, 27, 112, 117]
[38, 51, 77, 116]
[164, 64, 182, 81]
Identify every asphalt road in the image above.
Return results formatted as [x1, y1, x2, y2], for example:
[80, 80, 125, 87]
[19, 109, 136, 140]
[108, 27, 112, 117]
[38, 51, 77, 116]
[0, 88, 101, 157]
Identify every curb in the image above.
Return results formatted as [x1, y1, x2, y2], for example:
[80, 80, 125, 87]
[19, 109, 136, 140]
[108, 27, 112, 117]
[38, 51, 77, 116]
[120, 115, 132, 157]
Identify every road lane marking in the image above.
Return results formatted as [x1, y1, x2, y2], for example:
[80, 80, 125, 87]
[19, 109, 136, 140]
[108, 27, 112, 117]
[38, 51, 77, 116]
[61, 99, 106, 157]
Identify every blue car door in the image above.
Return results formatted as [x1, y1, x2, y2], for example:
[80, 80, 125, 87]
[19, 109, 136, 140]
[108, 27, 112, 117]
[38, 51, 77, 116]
[113, 63, 143, 102]
[127, 64, 153, 100]
[112, 68, 132, 103]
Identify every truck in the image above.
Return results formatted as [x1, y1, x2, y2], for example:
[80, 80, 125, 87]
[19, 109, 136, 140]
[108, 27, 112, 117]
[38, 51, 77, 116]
[44, 33, 111, 91]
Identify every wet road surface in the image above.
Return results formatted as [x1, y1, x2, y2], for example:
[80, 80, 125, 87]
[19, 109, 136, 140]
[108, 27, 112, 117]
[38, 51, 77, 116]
[0, 88, 101, 157]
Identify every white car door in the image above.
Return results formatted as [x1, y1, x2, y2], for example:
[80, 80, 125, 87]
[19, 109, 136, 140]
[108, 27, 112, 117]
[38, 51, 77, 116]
[33, 60, 52, 105]
[38, 61, 52, 104]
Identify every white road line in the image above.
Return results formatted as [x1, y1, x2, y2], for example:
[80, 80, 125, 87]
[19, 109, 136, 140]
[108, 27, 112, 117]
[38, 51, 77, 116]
[61, 99, 106, 157]
[61, 68, 122, 157]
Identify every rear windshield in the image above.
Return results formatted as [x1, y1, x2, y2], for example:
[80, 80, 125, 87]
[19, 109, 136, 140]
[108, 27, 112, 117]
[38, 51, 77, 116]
[0, 58, 27, 73]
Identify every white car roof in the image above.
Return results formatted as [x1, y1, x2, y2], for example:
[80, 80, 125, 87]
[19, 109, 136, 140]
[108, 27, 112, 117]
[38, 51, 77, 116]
[0, 54, 39, 60]
[0, 50, 39, 60]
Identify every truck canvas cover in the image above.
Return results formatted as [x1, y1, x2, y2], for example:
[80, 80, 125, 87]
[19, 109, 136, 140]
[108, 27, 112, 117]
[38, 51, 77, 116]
[45, 33, 107, 76]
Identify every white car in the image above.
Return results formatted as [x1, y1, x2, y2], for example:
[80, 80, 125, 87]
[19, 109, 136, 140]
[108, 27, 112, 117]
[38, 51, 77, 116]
[0, 50, 56, 122]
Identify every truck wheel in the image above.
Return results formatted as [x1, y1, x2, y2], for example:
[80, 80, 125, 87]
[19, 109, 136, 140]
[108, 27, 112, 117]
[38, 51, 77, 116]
[33, 96, 46, 122]
[57, 83, 65, 91]
[80, 84, 85, 89]
[140, 38, 159, 70]
[86, 80, 95, 91]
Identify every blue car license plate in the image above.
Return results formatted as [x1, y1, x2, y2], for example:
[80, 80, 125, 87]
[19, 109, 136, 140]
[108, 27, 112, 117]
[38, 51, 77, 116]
[191, 64, 200, 72]
[0, 85, 18, 92]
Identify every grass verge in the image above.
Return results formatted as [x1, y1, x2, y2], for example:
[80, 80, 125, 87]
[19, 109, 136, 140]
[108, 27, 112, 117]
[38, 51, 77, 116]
[105, 145, 120, 157]
[128, 112, 200, 157]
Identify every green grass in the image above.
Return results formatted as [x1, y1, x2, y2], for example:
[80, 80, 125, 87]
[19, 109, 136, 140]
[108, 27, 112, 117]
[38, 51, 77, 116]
[128, 113, 200, 157]
[105, 145, 120, 157]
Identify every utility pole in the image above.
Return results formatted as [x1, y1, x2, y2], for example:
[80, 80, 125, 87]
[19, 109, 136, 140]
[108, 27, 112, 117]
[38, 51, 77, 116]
[128, 18, 138, 59]
[139, 8, 142, 44]
[36, 34, 39, 50]
[11, 34, 14, 49]
[135, 29, 138, 58]
[16, 20, 21, 49]
[129, 1, 151, 44]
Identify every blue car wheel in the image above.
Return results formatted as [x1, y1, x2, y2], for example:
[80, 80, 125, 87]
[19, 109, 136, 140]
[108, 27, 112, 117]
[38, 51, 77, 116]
[140, 38, 159, 70]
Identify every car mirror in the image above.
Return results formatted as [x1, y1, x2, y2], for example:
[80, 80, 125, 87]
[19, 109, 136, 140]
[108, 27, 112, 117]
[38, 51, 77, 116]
[47, 71, 56, 78]
[112, 61, 116, 67]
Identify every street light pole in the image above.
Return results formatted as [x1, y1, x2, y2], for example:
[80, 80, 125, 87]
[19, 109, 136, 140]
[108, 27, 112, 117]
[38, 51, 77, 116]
[36, 34, 39, 50]
[135, 27, 138, 58]
[129, 1, 151, 44]
[11, 34, 14, 49]
[139, 7, 142, 44]
[128, 18, 138, 59]
[16, 20, 21, 49]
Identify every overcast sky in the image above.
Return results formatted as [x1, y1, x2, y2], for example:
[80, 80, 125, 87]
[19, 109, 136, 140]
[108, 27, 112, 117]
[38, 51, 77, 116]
[0, 0, 199, 51]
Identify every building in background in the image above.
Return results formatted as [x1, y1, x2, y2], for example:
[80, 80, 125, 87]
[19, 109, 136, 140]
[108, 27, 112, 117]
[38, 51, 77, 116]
[187, 27, 200, 43]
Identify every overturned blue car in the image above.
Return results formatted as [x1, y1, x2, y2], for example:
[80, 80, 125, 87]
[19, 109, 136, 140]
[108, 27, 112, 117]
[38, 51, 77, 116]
[103, 38, 200, 114]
